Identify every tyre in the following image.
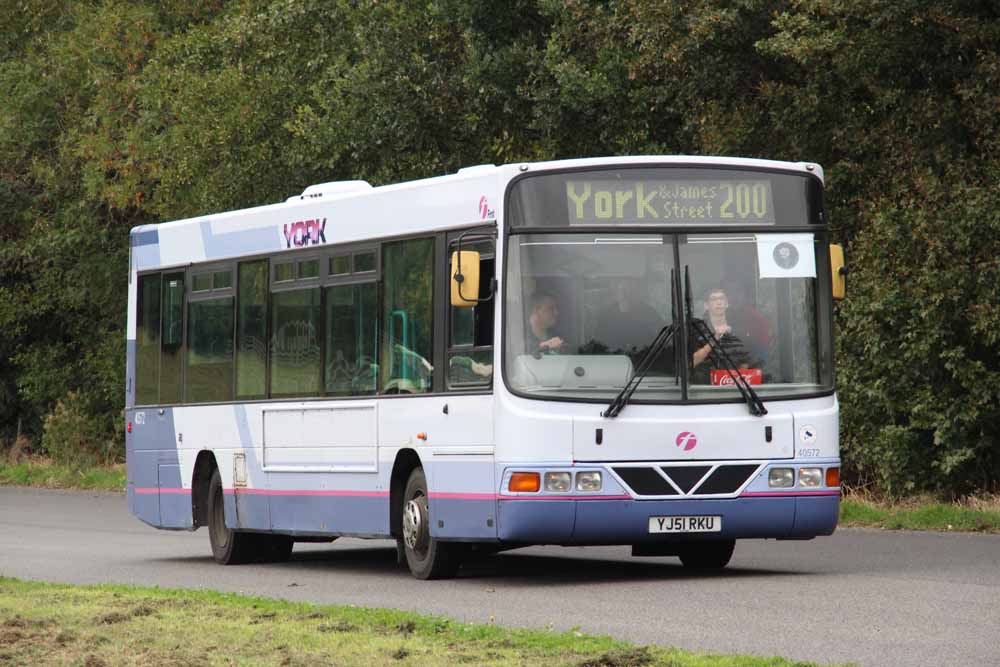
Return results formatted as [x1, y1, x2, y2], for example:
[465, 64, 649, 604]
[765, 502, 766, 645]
[677, 539, 736, 569]
[207, 468, 293, 564]
[400, 468, 460, 579]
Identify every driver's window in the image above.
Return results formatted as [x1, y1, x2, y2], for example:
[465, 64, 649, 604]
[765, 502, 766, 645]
[447, 236, 494, 389]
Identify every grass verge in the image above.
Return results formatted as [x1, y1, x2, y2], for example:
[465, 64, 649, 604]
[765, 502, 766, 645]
[0, 578, 845, 667]
[839, 494, 1000, 533]
[0, 458, 125, 492]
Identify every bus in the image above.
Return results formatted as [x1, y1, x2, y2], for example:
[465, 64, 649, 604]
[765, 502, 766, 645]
[125, 156, 846, 579]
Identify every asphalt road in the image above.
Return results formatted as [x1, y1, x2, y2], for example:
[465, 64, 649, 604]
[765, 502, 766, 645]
[2, 487, 998, 667]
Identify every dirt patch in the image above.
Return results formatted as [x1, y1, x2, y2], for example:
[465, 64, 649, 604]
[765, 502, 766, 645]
[130, 605, 156, 619]
[250, 611, 278, 624]
[97, 605, 157, 625]
[97, 612, 129, 625]
[395, 620, 417, 635]
[83, 656, 107, 667]
[0, 630, 25, 647]
[318, 620, 356, 633]
[390, 646, 410, 660]
[54, 630, 77, 646]
[577, 647, 654, 667]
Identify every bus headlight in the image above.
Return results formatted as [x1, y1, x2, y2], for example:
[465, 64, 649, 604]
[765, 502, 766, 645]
[544, 472, 571, 492]
[768, 468, 794, 488]
[576, 471, 602, 492]
[799, 468, 822, 487]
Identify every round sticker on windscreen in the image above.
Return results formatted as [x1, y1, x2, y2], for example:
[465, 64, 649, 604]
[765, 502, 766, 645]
[773, 242, 799, 269]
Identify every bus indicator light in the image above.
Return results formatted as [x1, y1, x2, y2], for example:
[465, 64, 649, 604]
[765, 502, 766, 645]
[509, 472, 540, 493]
[826, 467, 840, 488]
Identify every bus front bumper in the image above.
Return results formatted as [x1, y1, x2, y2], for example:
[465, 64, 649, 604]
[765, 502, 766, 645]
[496, 494, 839, 544]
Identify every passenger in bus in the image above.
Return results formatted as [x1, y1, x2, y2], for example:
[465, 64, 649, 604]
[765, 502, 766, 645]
[721, 278, 771, 364]
[526, 292, 564, 354]
[691, 286, 753, 383]
[592, 278, 664, 353]
[449, 355, 493, 380]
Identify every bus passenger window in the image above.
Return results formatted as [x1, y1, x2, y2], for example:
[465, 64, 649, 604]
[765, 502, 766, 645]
[325, 282, 377, 396]
[236, 260, 268, 399]
[135, 273, 161, 405]
[160, 272, 185, 404]
[381, 238, 434, 394]
[270, 288, 321, 396]
[186, 296, 234, 403]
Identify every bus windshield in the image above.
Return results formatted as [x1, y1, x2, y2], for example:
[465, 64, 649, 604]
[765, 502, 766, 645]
[503, 169, 833, 404]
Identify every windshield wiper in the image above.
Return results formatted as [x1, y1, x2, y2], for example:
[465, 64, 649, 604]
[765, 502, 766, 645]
[684, 266, 767, 417]
[603, 322, 678, 419]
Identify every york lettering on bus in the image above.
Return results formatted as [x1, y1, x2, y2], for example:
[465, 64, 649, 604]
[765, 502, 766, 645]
[567, 182, 659, 220]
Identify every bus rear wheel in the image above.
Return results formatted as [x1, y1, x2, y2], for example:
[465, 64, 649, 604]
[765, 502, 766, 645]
[676, 539, 735, 569]
[400, 468, 460, 580]
[207, 468, 292, 564]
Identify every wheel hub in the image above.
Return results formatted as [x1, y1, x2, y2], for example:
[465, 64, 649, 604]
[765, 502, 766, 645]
[402, 498, 426, 550]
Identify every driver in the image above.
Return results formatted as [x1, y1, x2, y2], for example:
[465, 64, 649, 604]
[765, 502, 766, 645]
[691, 286, 752, 383]
[526, 292, 564, 354]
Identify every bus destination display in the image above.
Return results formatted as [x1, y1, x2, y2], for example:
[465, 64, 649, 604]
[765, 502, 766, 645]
[566, 179, 776, 225]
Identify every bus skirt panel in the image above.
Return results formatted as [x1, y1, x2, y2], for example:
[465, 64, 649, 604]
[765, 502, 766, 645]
[499, 494, 838, 544]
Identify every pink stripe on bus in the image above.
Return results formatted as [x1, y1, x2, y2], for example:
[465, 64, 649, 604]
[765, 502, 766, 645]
[740, 490, 841, 498]
[498, 494, 632, 501]
[134, 487, 190, 495]
[224, 488, 389, 498]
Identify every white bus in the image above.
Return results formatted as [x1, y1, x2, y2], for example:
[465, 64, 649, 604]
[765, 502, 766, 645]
[125, 156, 845, 579]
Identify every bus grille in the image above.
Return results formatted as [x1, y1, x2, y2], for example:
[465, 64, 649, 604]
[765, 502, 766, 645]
[611, 464, 761, 497]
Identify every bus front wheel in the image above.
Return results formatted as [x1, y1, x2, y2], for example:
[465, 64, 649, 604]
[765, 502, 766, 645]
[677, 539, 735, 569]
[207, 468, 293, 565]
[400, 468, 460, 579]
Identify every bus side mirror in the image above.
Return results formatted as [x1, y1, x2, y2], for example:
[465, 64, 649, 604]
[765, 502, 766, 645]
[830, 244, 846, 300]
[451, 250, 481, 307]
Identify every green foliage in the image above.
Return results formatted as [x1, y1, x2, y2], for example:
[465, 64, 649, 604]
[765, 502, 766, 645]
[40, 392, 117, 468]
[1, 0, 998, 495]
[0, 459, 126, 491]
[837, 172, 1000, 496]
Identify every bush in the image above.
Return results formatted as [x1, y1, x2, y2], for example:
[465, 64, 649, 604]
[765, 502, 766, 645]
[838, 172, 1000, 498]
[40, 392, 120, 469]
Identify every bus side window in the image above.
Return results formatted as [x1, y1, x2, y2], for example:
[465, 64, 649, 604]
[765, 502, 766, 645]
[135, 273, 162, 405]
[325, 281, 378, 396]
[186, 267, 235, 403]
[236, 260, 268, 399]
[380, 238, 435, 394]
[448, 239, 494, 389]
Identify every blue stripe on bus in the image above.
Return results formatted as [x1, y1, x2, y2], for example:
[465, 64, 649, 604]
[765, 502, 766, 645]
[199, 219, 284, 260]
[130, 229, 159, 247]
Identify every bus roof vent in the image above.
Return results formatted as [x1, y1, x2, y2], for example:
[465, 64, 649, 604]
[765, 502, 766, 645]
[457, 164, 496, 175]
[286, 180, 372, 203]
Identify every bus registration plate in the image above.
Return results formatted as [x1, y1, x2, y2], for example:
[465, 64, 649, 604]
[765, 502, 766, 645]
[648, 516, 722, 533]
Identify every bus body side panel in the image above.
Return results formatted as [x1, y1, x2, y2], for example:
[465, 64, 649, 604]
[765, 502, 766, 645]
[425, 456, 497, 540]
[126, 406, 187, 529]
[380, 394, 498, 540]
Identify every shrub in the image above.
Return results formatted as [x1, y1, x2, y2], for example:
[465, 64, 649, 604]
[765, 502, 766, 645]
[837, 172, 1000, 498]
[40, 392, 119, 468]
